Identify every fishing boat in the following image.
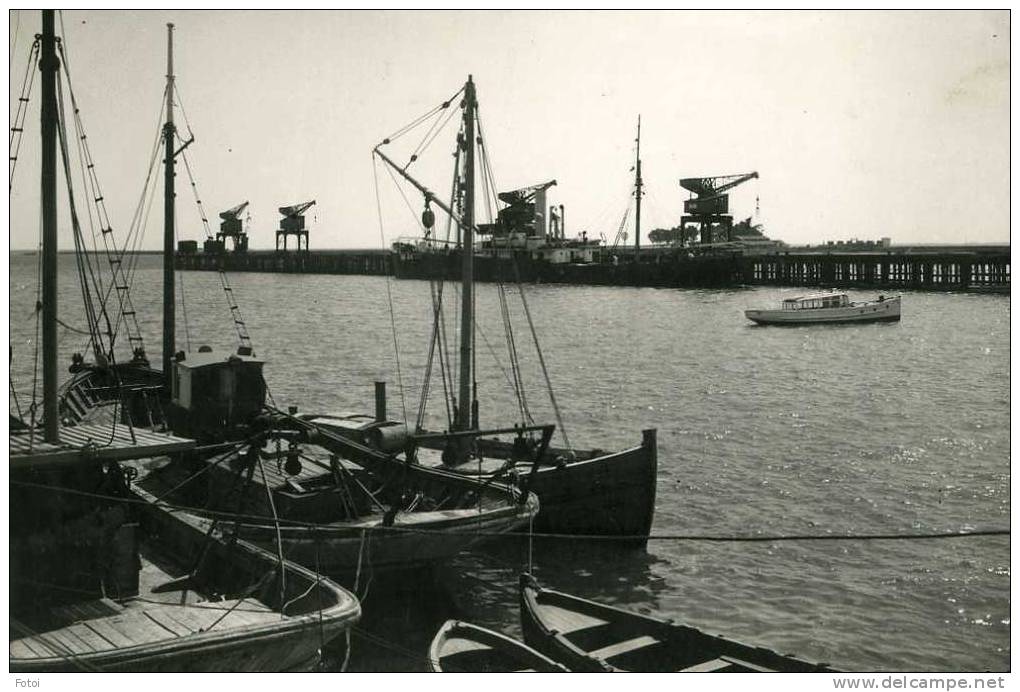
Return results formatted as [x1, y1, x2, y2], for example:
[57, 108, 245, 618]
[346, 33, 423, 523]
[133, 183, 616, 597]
[9, 15, 360, 672]
[745, 292, 901, 325]
[115, 46, 537, 577]
[428, 620, 568, 672]
[519, 574, 836, 672]
[367, 77, 657, 540]
[134, 407, 539, 576]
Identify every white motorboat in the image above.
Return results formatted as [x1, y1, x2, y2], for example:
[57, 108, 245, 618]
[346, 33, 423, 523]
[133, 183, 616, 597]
[745, 293, 901, 325]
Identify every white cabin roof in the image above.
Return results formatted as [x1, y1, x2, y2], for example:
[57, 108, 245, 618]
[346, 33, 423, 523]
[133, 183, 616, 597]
[174, 349, 264, 370]
[783, 292, 849, 303]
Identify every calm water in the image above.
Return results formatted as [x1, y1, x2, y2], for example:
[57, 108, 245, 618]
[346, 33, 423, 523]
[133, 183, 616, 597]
[9, 253, 1010, 672]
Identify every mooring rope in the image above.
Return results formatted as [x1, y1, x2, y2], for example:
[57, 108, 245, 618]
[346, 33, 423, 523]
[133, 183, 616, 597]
[8, 478, 1010, 545]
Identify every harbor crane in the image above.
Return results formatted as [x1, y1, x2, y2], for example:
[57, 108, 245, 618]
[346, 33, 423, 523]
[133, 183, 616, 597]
[481, 180, 558, 238]
[276, 199, 315, 252]
[215, 200, 250, 252]
[679, 171, 758, 245]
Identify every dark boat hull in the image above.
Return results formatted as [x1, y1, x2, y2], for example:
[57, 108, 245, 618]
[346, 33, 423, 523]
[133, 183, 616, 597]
[302, 415, 658, 540]
[523, 435, 657, 538]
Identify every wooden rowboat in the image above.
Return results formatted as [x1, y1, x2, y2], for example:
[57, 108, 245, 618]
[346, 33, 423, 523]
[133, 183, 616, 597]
[429, 620, 568, 672]
[519, 574, 835, 672]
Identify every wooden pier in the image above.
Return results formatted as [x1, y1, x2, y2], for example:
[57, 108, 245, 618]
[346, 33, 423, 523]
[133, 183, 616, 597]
[742, 246, 1010, 292]
[174, 244, 1009, 292]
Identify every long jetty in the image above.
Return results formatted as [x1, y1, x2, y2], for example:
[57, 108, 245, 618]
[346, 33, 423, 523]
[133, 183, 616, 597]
[174, 244, 1010, 292]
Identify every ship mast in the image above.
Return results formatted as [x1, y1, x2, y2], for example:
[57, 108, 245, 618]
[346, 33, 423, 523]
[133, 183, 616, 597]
[40, 9, 59, 443]
[162, 23, 176, 385]
[456, 75, 477, 432]
[634, 115, 642, 255]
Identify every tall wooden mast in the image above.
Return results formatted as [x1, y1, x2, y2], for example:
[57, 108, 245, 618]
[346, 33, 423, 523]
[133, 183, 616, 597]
[456, 75, 476, 432]
[40, 9, 59, 443]
[162, 23, 176, 384]
[634, 115, 642, 255]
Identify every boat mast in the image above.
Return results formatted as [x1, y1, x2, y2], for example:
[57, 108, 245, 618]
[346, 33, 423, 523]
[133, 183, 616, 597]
[456, 75, 476, 432]
[162, 23, 176, 385]
[40, 9, 59, 443]
[634, 115, 642, 255]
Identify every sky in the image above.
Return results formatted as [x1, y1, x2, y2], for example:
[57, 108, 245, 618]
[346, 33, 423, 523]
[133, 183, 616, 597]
[8, 10, 1010, 250]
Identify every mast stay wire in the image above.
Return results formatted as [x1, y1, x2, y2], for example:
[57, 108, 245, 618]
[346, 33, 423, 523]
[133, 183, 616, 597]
[9, 9, 20, 70]
[57, 37, 148, 360]
[55, 69, 113, 361]
[371, 156, 409, 427]
[9, 38, 40, 191]
[379, 85, 465, 147]
[475, 114, 534, 426]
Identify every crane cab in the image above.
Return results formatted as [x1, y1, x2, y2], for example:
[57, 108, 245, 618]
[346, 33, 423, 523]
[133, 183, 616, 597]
[168, 347, 265, 441]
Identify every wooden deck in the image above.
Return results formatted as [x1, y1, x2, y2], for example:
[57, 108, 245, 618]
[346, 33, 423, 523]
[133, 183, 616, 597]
[10, 548, 279, 664]
[10, 599, 278, 660]
[10, 423, 194, 470]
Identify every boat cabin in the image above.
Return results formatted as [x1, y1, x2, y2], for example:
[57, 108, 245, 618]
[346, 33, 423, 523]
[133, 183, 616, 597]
[168, 347, 265, 441]
[782, 293, 850, 310]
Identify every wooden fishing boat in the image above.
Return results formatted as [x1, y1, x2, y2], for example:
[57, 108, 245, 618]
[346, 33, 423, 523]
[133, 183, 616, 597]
[9, 16, 360, 672]
[519, 574, 836, 672]
[132, 417, 539, 577]
[428, 620, 568, 672]
[745, 292, 901, 325]
[367, 76, 658, 541]
[308, 412, 656, 537]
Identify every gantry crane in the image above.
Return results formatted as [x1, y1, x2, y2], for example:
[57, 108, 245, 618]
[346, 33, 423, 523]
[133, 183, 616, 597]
[679, 171, 758, 245]
[215, 201, 250, 252]
[276, 200, 315, 252]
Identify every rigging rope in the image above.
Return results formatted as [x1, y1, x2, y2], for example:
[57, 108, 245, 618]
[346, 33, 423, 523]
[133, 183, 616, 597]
[58, 41, 148, 361]
[512, 261, 572, 454]
[379, 85, 464, 147]
[372, 156, 409, 426]
[175, 212, 193, 351]
[8, 476, 1012, 544]
[56, 69, 113, 362]
[9, 9, 20, 68]
[177, 143, 254, 352]
[9, 38, 39, 192]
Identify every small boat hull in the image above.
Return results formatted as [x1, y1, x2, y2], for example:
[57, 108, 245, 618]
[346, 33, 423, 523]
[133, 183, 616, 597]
[745, 296, 900, 325]
[519, 574, 836, 672]
[429, 620, 568, 672]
